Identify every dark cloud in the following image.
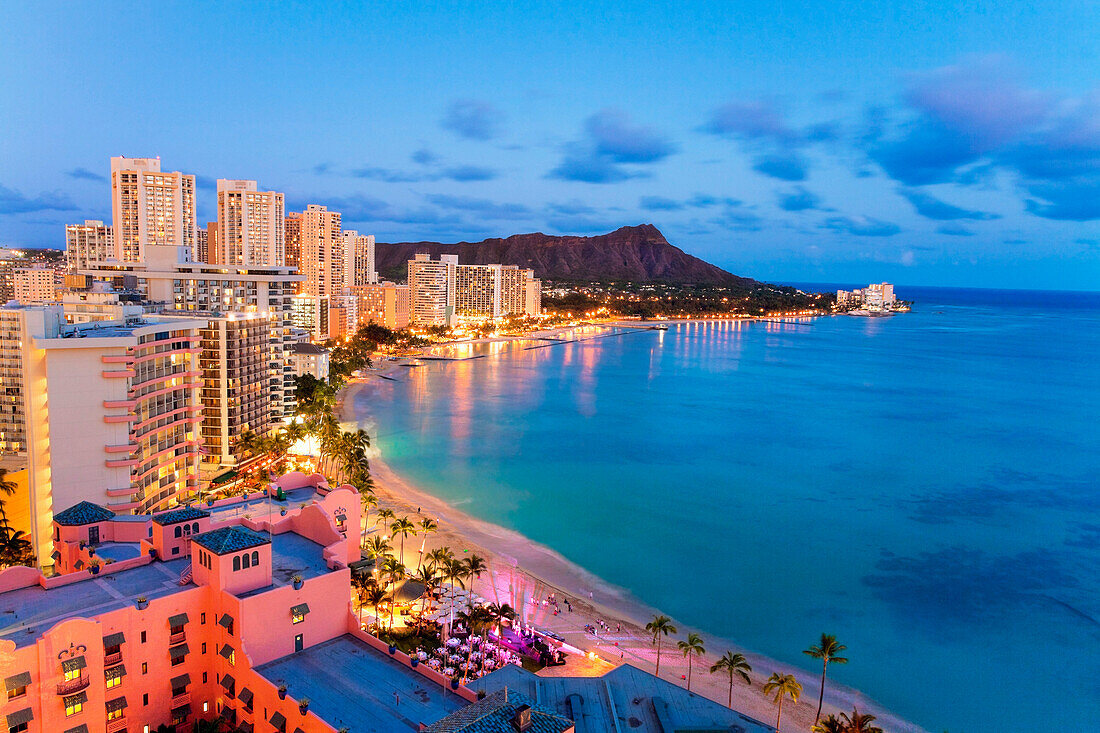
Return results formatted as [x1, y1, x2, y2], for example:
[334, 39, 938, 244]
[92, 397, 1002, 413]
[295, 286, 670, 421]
[547, 200, 597, 216]
[639, 196, 683, 211]
[441, 99, 504, 141]
[425, 194, 531, 220]
[752, 152, 808, 181]
[549, 110, 674, 184]
[937, 223, 974, 236]
[0, 184, 78, 215]
[441, 165, 496, 182]
[711, 201, 763, 232]
[686, 194, 741, 208]
[899, 188, 999, 220]
[1024, 180, 1100, 221]
[312, 163, 332, 175]
[67, 167, 106, 182]
[411, 148, 440, 166]
[777, 186, 821, 212]
[822, 215, 900, 237]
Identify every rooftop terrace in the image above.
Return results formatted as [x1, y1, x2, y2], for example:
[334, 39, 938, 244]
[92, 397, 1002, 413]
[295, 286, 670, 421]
[256, 635, 464, 731]
[0, 559, 189, 648]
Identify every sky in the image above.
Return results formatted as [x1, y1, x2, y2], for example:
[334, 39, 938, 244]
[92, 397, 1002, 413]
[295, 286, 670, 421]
[1, 1, 1098, 290]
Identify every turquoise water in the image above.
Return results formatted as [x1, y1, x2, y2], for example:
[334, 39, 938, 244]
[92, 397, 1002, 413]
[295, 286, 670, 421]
[356, 287, 1100, 733]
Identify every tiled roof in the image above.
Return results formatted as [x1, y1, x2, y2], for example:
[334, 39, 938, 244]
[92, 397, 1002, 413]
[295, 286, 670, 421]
[54, 501, 115, 526]
[292, 342, 326, 355]
[192, 526, 270, 555]
[424, 690, 573, 733]
[152, 507, 210, 525]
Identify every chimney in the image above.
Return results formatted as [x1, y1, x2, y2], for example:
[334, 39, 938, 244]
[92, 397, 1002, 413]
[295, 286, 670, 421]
[512, 704, 532, 732]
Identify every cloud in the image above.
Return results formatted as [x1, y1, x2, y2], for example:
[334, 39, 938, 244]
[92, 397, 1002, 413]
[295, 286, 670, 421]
[686, 194, 741, 208]
[546, 214, 621, 234]
[548, 200, 597, 216]
[752, 152, 808, 181]
[317, 194, 464, 228]
[312, 163, 333, 175]
[0, 184, 78, 215]
[702, 99, 795, 142]
[441, 99, 504, 141]
[777, 186, 821, 212]
[67, 167, 105, 182]
[822, 215, 901, 237]
[425, 194, 532, 220]
[441, 165, 496, 182]
[1024, 180, 1100, 221]
[937, 223, 975, 236]
[549, 110, 674, 183]
[351, 167, 432, 183]
[411, 148, 439, 166]
[899, 188, 999, 220]
[639, 196, 683, 211]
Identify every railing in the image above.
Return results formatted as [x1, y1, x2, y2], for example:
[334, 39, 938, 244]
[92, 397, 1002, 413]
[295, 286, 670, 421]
[170, 691, 191, 707]
[169, 632, 186, 646]
[104, 651, 123, 666]
[56, 672, 90, 695]
[106, 716, 128, 733]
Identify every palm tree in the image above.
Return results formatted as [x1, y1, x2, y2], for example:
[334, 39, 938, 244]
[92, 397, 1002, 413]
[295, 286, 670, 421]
[645, 615, 677, 676]
[440, 556, 467, 635]
[838, 708, 882, 733]
[416, 517, 437, 569]
[363, 535, 392, 561]
[428, 546, 454, 569]
[410, 563, 439, 629]
[710, 651, 753, 708]
[0, 467, 16, 496]
[376, 508, 396, 528]
[811, 715, 846, 733]
[677, 633, 706, 691]
[233, 429, 260, 460]
[351, 574, 375, 624]
[762, 673, 802, 733]
[390, 516, 417, 565]
[485, 602, 516, 637]
[462, 554, 488, 611]
[363, 585, 387, 632]
[380, 556, 406, 629]
[803, 633, 848, 723]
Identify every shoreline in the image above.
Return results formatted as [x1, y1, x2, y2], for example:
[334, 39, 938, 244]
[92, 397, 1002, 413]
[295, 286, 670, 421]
[339, 370, 929, 733]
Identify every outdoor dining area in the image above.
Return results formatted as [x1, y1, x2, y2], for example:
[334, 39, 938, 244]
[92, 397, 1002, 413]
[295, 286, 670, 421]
[417, 633, 525, 682]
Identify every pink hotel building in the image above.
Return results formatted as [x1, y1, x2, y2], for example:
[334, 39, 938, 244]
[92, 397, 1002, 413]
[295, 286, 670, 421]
[0, 475, 569, 733]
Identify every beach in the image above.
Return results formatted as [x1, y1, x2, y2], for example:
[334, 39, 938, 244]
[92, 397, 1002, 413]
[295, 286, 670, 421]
[339, 369, 927, 733]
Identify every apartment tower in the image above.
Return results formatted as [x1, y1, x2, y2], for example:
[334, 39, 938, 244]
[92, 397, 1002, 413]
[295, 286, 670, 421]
[110, 156, 196, 264]
[65, 220, 113, 270]
[342, 230, 377, 288]
[408, 253, 458, 327]
[216, 179, 286, 267]
[299, 205, 342, 297]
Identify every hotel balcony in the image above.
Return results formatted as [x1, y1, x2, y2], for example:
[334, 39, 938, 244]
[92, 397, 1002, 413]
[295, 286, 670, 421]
[101, 369, 136, 379]
[104, 651, 123, 666]
[56, 673, 89, 695]
[104, 443, 140, 454]
[106, 716, 127, 733]
[170, 692, 191, 708]
[103, 398, 138, 409]
[169, 632, 187, 646]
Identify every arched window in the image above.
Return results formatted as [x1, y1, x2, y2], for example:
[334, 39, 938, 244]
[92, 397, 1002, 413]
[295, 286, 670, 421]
[182, 524, 190, 535]
[251, 551, 259, 566]
[242, 554, 251, 569]
[232, 556, 240, 571]
[174, 526, 182, 538]
[192, 522, 199, 534]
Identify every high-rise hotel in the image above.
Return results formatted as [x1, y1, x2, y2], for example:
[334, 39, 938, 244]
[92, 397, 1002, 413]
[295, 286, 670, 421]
[215, 179, 285, 267]
[110, 156, 197, 264]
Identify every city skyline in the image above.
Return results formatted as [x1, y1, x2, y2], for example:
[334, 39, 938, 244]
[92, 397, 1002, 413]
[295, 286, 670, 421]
[1, 2, 1098, 290]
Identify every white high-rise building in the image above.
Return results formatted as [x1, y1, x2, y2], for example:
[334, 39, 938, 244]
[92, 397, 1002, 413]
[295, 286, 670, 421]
[300, 205, 343, 297]
[342, 229, 377, 288]
[216, 179, 286, 266]
[408, 253, 458, 327]
[65, 219, 113, 270]
[110, 156, 197, 264]
[454, 264, 541, 321]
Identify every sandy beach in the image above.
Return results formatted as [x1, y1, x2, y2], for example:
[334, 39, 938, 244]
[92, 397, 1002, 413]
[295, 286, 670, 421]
[337, 359, 927, 733]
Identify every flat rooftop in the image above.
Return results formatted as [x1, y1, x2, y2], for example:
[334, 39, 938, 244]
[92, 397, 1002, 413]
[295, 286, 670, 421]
[204, 487, 323, 525]
[0, 559, 189, 648]
[94, 542, 142, 562]
[470, 664, 773, 733]
[256, 635, 465, 731]
[238, 531, 331, 598]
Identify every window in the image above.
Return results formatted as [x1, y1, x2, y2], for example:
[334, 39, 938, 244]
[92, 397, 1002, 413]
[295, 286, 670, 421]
[9, 722, 28, 733]
[242, 553, 251, 569]
[200, 612, 206, 625]
[141, 631, 147, 643]
[7, 683, 26, 700]
[202, 672, 208, 684]
[64, 693, 85, 716]
[192, 522, 199, 533]
[251, 550, 259, 566]
[105, 666, 124, 689]
[174, 526, 182, 538]
[292, 609, 306, 624]
[233, 556, 240, 571]
[201, 642, 207, 654]
[143, 693, 149, 706]
[142, 662, 148, 674]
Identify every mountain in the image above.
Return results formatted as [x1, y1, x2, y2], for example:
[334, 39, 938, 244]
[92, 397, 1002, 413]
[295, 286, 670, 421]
[375, 224, 754, 286]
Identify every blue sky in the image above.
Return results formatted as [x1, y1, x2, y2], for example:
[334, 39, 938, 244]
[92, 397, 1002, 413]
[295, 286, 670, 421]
[1, 1, 1098, 289]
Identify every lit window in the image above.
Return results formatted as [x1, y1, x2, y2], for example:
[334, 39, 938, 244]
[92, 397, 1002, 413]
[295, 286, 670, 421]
[64, 694, 84, 716]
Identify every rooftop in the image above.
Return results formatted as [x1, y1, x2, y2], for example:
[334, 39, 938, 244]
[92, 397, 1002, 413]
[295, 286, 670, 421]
[255, 635, 464, 731]
[54, 501, 116, 526]
[425, 689, 573, 733]
[239, 532, 331, 598]
[469, 664, 773, 733]
[0, 559, 189, 648]
[152, 507, 211, 525]
[192, 526, 270, 555]
[291, 342, 326, 355]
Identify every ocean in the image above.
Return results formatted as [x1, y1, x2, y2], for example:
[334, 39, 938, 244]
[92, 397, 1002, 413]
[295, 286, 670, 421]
[352, 286, 1100, 733]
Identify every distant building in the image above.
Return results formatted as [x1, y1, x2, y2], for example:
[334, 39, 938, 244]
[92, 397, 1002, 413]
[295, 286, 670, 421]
[110, 156, 196, 264]
[205, 221, 219, 264]
[408, 253, 458, 327]
[61, 284, 144, 324]
[299, 204, 343, 298]
[290, 293, 329, 342]
[290, 341, 330, 380]
[13, 265, 58, 304]
[284, 210, 302, 272]
[65, 219, 113, 270]
[195, 225, 208, 264]
[216, 179, 285, 266]
[342, 229, 377, 288]
[351, 281, 410, 329]
[838, 283, 896, 309]
[455, 264, 541, 322]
